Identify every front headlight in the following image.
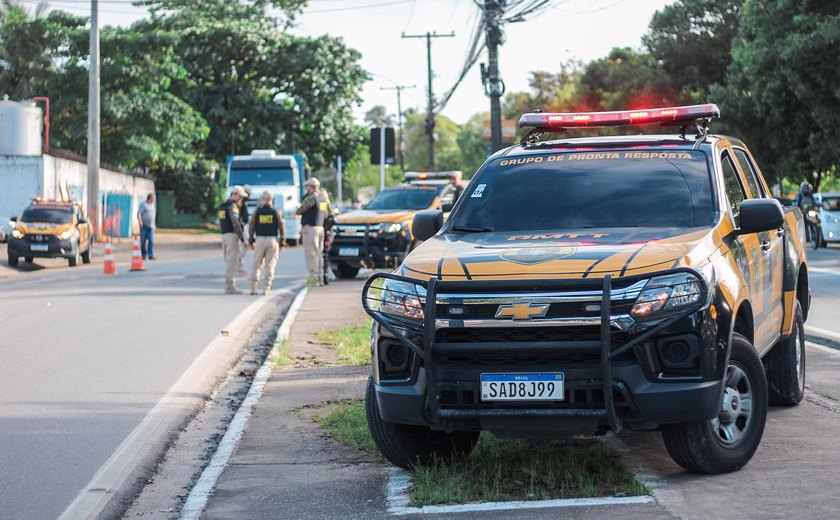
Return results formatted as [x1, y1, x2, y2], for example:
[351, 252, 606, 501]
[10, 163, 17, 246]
[379, 278, 425, 321]
[379, 222, 403, 233]
[808, 210, 817, 218]
[630, 272, 705, 319]
[11, 229, 24, 239]
[59, 230, 74, 240]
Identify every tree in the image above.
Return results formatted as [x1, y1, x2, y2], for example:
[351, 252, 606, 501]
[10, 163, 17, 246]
[643, 0, 743, 99]
[718, 0, 840, 189]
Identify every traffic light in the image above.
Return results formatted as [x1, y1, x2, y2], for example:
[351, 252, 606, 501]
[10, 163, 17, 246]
[370, 127, 396, 165]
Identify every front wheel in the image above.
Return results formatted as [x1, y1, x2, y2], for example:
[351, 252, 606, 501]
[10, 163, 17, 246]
[766, 301, 805, 406]
[661, 333, 767, 474]
[364, 374, 479, 469]
[286, 238, 298, 247]
[808, 223, 820, 250]
[68, 245, 80, 267]
[81, 243, 92, 264]
[8, 255, 18, 267]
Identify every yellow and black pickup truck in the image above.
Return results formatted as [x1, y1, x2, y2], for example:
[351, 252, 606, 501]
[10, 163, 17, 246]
[7, 199, 94, 267]
[329, 184, 442, 279]
[362, 104, 810, 475]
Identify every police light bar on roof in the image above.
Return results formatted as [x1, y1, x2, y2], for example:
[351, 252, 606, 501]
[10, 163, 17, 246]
[518, 104, 720, 130]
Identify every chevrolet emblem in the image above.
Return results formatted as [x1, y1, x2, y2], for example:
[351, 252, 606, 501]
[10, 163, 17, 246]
[495, 302, 550, 321]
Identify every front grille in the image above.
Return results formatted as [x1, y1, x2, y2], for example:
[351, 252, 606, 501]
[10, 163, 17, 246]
[437, 326, 601, 343]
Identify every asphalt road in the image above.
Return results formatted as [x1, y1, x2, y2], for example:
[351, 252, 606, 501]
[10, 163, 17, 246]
[0, 236, 306, 520]
[799, 243, 840, 335]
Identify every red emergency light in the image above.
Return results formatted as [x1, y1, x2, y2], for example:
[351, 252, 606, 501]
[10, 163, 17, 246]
[519, 104, 720, 130]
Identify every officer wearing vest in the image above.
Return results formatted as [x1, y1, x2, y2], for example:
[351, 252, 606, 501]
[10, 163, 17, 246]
[219, 185, 247, 294]
[248, 191, 286, 295]
[296, 177, 327, 286]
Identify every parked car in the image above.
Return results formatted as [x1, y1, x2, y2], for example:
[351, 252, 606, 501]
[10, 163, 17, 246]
[0, 215, 12, 243]
[7, 199, 94, 267]
[815, 192, 840, 246]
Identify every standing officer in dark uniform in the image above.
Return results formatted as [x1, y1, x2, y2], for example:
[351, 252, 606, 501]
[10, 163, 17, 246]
[295, 178, 327, 286]
[248, 191, 286, 295]
[219, 185, 248, 294]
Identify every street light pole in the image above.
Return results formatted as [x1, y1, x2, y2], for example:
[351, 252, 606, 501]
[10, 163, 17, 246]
[401, 31, 454, 171]
[87, 0, 101, 238]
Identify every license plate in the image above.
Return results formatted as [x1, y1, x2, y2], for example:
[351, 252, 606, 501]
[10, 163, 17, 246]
[480, 373, 564, 401]
[30, 244, 49, 252]
[338, 247, 359, 257]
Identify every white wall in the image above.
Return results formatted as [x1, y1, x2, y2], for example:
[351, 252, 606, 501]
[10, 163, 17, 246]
[0, 154, 155, 236]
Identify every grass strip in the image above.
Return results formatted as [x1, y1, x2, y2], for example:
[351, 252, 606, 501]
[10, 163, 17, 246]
[316, 318, 372, 365]
[272, 338, 295, 368]
[312, 399, 649, 506]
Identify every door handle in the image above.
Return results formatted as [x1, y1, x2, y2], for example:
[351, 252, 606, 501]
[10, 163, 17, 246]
[777, 228, 785, 238]
[761, 240, 771, 252]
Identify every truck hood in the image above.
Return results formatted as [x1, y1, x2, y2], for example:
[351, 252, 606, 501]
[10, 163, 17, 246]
[400, 227, 721, 281]
[336, 209, 419, 225]
[16, 222, 73, 235]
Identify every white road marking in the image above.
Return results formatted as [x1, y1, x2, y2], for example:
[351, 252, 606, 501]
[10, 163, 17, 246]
[807, 326, 840, 344]
[385, 467, 653, 516]
[806, 340, 840, 355]
[179, 287, 308, 520]
[58, 288, 293, 520]
[808, 266, 840, 276]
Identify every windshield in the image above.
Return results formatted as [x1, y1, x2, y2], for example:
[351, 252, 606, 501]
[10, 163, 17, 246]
[454, 150, 714, 231]
[366, 188, 438, 210]
[230, 167, 295, 186]
[822, 196, 840, 211]
[21, 207, 73, 224]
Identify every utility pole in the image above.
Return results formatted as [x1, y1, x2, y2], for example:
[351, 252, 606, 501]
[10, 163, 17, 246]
[401, 31, 454, 171]
[483, 0, 506, 153]
[380, 84, 415, 171]
[87, 0, 101, 239]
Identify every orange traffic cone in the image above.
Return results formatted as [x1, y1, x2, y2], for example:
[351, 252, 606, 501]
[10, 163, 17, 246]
[129, 235, 145, 272]
[103, 239, 117, 275]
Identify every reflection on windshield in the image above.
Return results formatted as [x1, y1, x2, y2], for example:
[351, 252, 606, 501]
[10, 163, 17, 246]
[822, 197, 840, 212]
[453, 150, 714, 231]
[22, 208, 73, 224]
[230, 168, 295, 186]
[366, 189, 437, 210]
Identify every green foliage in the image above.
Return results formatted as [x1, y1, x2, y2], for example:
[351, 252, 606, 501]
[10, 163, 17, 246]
[643, 0, 743, 99]
[316, 318, 372, 365]
[718, 0, 840, 189]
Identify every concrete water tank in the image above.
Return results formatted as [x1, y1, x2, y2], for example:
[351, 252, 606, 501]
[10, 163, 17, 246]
[0, 95, 43, 156]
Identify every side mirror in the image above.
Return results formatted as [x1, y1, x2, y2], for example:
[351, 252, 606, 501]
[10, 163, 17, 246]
[78, 219, 86, 224]
[412, 210, 444, 241]
[441, 202, 454, 213]
[739, 198, 784, 233]
[10, 216, 17, 222]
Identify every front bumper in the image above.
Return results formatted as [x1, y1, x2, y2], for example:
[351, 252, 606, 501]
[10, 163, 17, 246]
[8, 236, 78, 259]
[329, 225, 411, 268]
[363, 272, 729, 435]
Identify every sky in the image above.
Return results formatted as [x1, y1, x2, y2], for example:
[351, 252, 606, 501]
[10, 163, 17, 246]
[20, 0, 673, 124]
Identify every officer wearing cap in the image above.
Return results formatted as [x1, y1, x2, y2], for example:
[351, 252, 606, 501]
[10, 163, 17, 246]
[219, 185, 248, 294]
[296, 177, 327, 286]
[248, 191, 285, 295]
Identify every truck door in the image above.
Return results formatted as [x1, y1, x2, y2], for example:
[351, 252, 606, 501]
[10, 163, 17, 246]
[733, 147, 784, 351]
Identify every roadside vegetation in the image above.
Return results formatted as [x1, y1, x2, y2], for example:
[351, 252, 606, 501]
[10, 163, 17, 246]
[310, 399, 649, 506]
[316, 318, 371, 365]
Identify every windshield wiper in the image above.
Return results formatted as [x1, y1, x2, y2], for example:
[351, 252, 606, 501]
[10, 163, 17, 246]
[452, 225, 495, 233]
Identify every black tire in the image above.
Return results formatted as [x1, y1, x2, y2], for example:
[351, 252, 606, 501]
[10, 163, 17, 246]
[766, 301, 805, 406]
[286, 238, 298, 246]
[809, 224, 820, 250]
[335, 263, 360, 279]
[364, 374, 479, 469]
[8, 255, 18, 267]
[24, 256, 33, 263]
[68, 245, 80, 267]
[661, 333, 767, 474]
[81, 243, 91, 264]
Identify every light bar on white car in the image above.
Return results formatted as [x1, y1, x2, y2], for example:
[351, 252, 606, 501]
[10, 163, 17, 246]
[519, 104, 720, 130]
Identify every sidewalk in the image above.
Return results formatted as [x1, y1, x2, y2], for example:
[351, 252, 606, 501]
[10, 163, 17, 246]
[200, 277, 392, 520]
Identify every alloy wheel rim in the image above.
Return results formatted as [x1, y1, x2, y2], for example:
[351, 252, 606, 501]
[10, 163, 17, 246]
[711, 362, 753, 447]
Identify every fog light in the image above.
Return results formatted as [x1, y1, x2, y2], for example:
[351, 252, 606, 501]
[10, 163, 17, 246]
[656, 335, 699, 370]
[663, 341, 690, 365]
[385, 343, 409, 371]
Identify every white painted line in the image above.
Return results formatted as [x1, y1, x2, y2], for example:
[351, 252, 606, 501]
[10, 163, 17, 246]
[59, 291, 286, 520]
[807, 266, 840, 276]
[385, 468, 653, 516]
[806, 340, 840, 356]
[180, 287, 309, 520]
[807, 325, 840, 343]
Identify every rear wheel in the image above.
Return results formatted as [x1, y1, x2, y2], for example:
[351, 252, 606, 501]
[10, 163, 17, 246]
[286, 238, 298, 247]
[766, 301, 805, 406]
[335, 263, 360, 279]
[24, 256, 33, 263]
[8, 255, 18, 267]
[365, 374, 479, 469]
[661, 333, 767, 474]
